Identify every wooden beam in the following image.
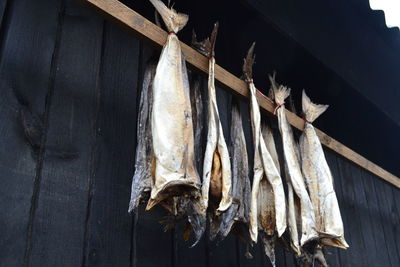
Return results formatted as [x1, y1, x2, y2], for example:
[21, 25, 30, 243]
[81, 0, 400, 189]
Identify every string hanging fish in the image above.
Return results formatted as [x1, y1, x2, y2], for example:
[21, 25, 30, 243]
[192, 23, 232, 239]
[269, 75, 318, 250]
[299, 90, 348, 249]
[243, 44, 286, 266]
[146, 0, 201, 210]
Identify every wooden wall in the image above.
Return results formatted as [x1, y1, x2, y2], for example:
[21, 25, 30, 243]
[0, 0, 398, 266]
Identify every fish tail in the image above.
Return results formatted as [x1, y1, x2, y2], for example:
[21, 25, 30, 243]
[269, 74, 290, 105]
[242, 42, 256, 81]
[149, 0, 188, 33]
[302, 90, 329, 123]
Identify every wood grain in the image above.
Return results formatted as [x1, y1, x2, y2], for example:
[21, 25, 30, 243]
[81, 0, 400, 189]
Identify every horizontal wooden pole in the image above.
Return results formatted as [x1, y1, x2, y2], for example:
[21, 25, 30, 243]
[82, 0, 400, 189]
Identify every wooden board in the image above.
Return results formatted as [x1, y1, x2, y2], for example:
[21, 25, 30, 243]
[82, 21, 140, 267]
[81, 0, 400, 189]
[0, 0, 62, 266]
[28, 1, 104, 266]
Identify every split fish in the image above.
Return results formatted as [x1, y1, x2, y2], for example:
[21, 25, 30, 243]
[269, 74, 318, 247]
[243, 44, 286, 266]
[218, 98, 251, 242]
[147, 0, 201, 210]
[192, 23, 232, 232]
[299, 90, 348, 249]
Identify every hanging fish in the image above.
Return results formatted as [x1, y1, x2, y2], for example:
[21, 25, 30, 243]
[243, 44, 286, 266]
[146, 0, 201, 210]
[128, 59, 157, 213]
[218, 98, 251, 242]
[157, 73, 206, 246]
[192, 23, 232, 238]
[299, 90, 348, 249]
[269, 74, 318, 248]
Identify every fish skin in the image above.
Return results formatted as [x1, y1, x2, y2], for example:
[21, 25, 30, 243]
[269, 75, 318, 247]
[218, 99, 251, 240]
[299, 90, 348, 249]
[147, 0, 200, 210]
[243, 45, 286, 244]
[201, 56, 232, 215]
[128, 59, 156, 213]
[192, 24, 232, 218]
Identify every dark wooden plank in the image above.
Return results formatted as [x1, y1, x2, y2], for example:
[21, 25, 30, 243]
[27, 1, 104, 266]
[391, 186, 400, 260]
[352, 163, 389, 266]
[372, 176, 400, 266]
[83, 21, 141, 267]
[335, 155, 366, 267]
[360, 171, 392, 266]
[0, 0, 62, 266]
[134, 206, 174, 267]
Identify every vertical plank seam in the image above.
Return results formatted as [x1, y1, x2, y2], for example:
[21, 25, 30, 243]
[366, 175, 391, 265]
[0, 0, 11, 64]
[81, 19, 107, 267]
[129, 40, 144, 267]
[23, 1, 65, 266]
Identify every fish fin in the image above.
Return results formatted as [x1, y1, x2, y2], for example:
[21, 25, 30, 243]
[191, 22, 219, 58]
[269, 74, 290, 105]
[302, 90, 329, 123]
[149, 0, 188, 33]
[242, 42, 256, 81]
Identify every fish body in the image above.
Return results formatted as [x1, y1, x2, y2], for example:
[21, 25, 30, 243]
[128, 59, 156, 213]
[270, 76, 318, 247]
[147, 0, 200, 210]
[219, 99, 251, 240]
[201, 56, 232, 215]
[243, 45, 286, 244]
[299, 91, 348, 249]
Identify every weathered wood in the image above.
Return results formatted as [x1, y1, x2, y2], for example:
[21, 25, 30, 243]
[81, 0, 400, 189]
[372, 176, 400, 266]
[351, 165, 387, 266]
[83, 21, 140, 267]
[336, 156, 367, 267]
[0, 0, 62, 266]
[28, 2, 104, 266]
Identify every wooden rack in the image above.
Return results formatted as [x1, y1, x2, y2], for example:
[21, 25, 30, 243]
[81, 0, 400, 189]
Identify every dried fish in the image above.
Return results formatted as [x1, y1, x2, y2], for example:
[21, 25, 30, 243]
[128, 59, 157, 213]
[243, 44, 286, 265]
[147, 0, 201, 210]
[269, 74, 318, 248]
[218, 98, 251, 241]
[192, 23, 232, 223]
[158, 73, 206, 246]
[299, 90, 348, 249]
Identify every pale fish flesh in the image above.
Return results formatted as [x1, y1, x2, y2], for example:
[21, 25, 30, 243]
[299, 90, 348, 249]
[158, 73, 206, 246]
[192, 23, 232, 221]
[269, 74, 318, 246]
[243, 44, 286, 248]
[128, 58, 157, 213]
[147, 0, 200, 210]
